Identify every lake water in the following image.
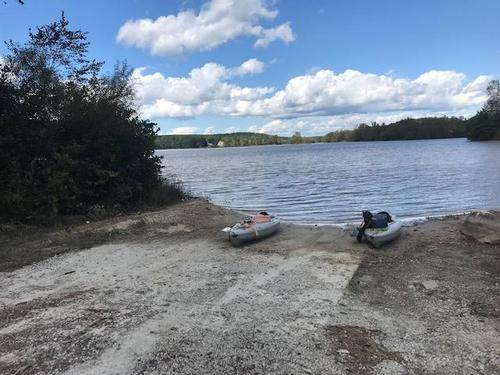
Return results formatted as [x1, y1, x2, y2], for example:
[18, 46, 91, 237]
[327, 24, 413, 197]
[158, 138, 500, 224]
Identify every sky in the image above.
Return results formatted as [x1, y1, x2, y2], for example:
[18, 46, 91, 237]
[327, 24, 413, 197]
[1, 0, 499, 136]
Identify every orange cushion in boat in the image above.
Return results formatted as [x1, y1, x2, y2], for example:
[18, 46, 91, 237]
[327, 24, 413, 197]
[252, 214, 271, 223]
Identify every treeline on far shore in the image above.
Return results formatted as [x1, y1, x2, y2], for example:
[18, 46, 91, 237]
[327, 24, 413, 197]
[156, 132, 290, 149]
[156, 116, 468, 149]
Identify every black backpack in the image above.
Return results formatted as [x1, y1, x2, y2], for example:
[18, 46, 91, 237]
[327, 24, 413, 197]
[357, 210, 392, 242]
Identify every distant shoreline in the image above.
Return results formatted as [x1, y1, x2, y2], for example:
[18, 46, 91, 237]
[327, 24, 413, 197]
[156, 136, 470, 150]
[155, 116, 468, 149]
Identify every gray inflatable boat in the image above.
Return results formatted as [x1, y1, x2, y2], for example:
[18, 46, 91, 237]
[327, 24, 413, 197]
[222, 213, 280, 246]
[363, 217, 402, 248]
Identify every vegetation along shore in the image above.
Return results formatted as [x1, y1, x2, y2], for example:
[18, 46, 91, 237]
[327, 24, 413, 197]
[0, 15, 187, 223]
[156, 108, 500, 149]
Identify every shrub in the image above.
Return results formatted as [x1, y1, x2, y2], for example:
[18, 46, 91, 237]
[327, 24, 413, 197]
[0, 14, 185, 220]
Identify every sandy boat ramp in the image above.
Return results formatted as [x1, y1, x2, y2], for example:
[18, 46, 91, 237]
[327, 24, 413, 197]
[1, 200, 499, 374]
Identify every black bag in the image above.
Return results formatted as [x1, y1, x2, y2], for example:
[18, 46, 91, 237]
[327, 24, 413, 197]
[367, 212, 389, 228]
[357, 210, 393, 242]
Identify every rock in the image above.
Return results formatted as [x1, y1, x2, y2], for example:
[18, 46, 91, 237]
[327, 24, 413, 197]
[337, 349, 350, 355]
[413, 280, 439, 291]
[421, 280, 439, 290]
[460, 211, 500, 245]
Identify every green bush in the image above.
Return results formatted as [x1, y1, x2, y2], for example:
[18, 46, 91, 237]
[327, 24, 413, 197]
[0, 14, 185, 220]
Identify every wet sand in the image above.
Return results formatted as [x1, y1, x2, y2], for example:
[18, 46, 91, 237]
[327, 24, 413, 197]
[0, 199, 499, 374]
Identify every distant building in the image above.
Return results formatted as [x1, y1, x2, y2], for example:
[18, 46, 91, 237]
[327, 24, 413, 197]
[217, 140, 225, 147]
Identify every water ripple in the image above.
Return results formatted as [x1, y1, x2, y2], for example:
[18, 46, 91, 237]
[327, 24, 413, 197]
[159, 139, 500, 224]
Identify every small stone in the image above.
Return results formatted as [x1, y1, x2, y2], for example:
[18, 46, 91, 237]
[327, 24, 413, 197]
[337, 349, 350, 355]
[421, 280, 439, 290]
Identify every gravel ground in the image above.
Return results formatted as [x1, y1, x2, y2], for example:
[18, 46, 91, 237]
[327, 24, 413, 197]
[0, 200, 499, 374]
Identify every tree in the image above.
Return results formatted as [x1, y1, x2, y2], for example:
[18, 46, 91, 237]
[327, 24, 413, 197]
[0, 14, 180, 219]
[484, 80, 500, 114]
[466, 80, 500, 141]
[290, 131, 304, 144]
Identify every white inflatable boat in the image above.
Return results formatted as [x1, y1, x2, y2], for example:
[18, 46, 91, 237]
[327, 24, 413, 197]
[222, 212, 280, 246]
[356, 211, 402, 248]
[363, 217, 402, 248]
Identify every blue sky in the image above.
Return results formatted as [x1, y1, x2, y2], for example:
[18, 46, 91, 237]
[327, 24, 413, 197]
[1, 0, 499, 135]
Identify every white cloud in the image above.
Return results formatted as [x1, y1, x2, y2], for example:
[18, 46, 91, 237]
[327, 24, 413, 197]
[133, 63, 491, 123]
[253, 22, 294, 47]
[117, 0, 295, 56]
[169, 126, 199, 135]
[262, 69, 489, 118]
[204, 126, 216, 135]
[231, 58, 265, 75]
[131, 60, 273, 119]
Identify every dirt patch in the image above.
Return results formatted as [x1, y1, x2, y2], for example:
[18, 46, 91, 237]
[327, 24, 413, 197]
[0, 228, 123, 272]
[469, 301, 500, 319]
[0, 199, 237, 272]
[347, 219, 500, 312]
[325, 325, 402, 374]
[0, 289, 113, 374]
[0, 290, 94, 329]
[340, 217, 500, 373]
[0, 289, 161, 375]
[0, 334, 19, 354]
